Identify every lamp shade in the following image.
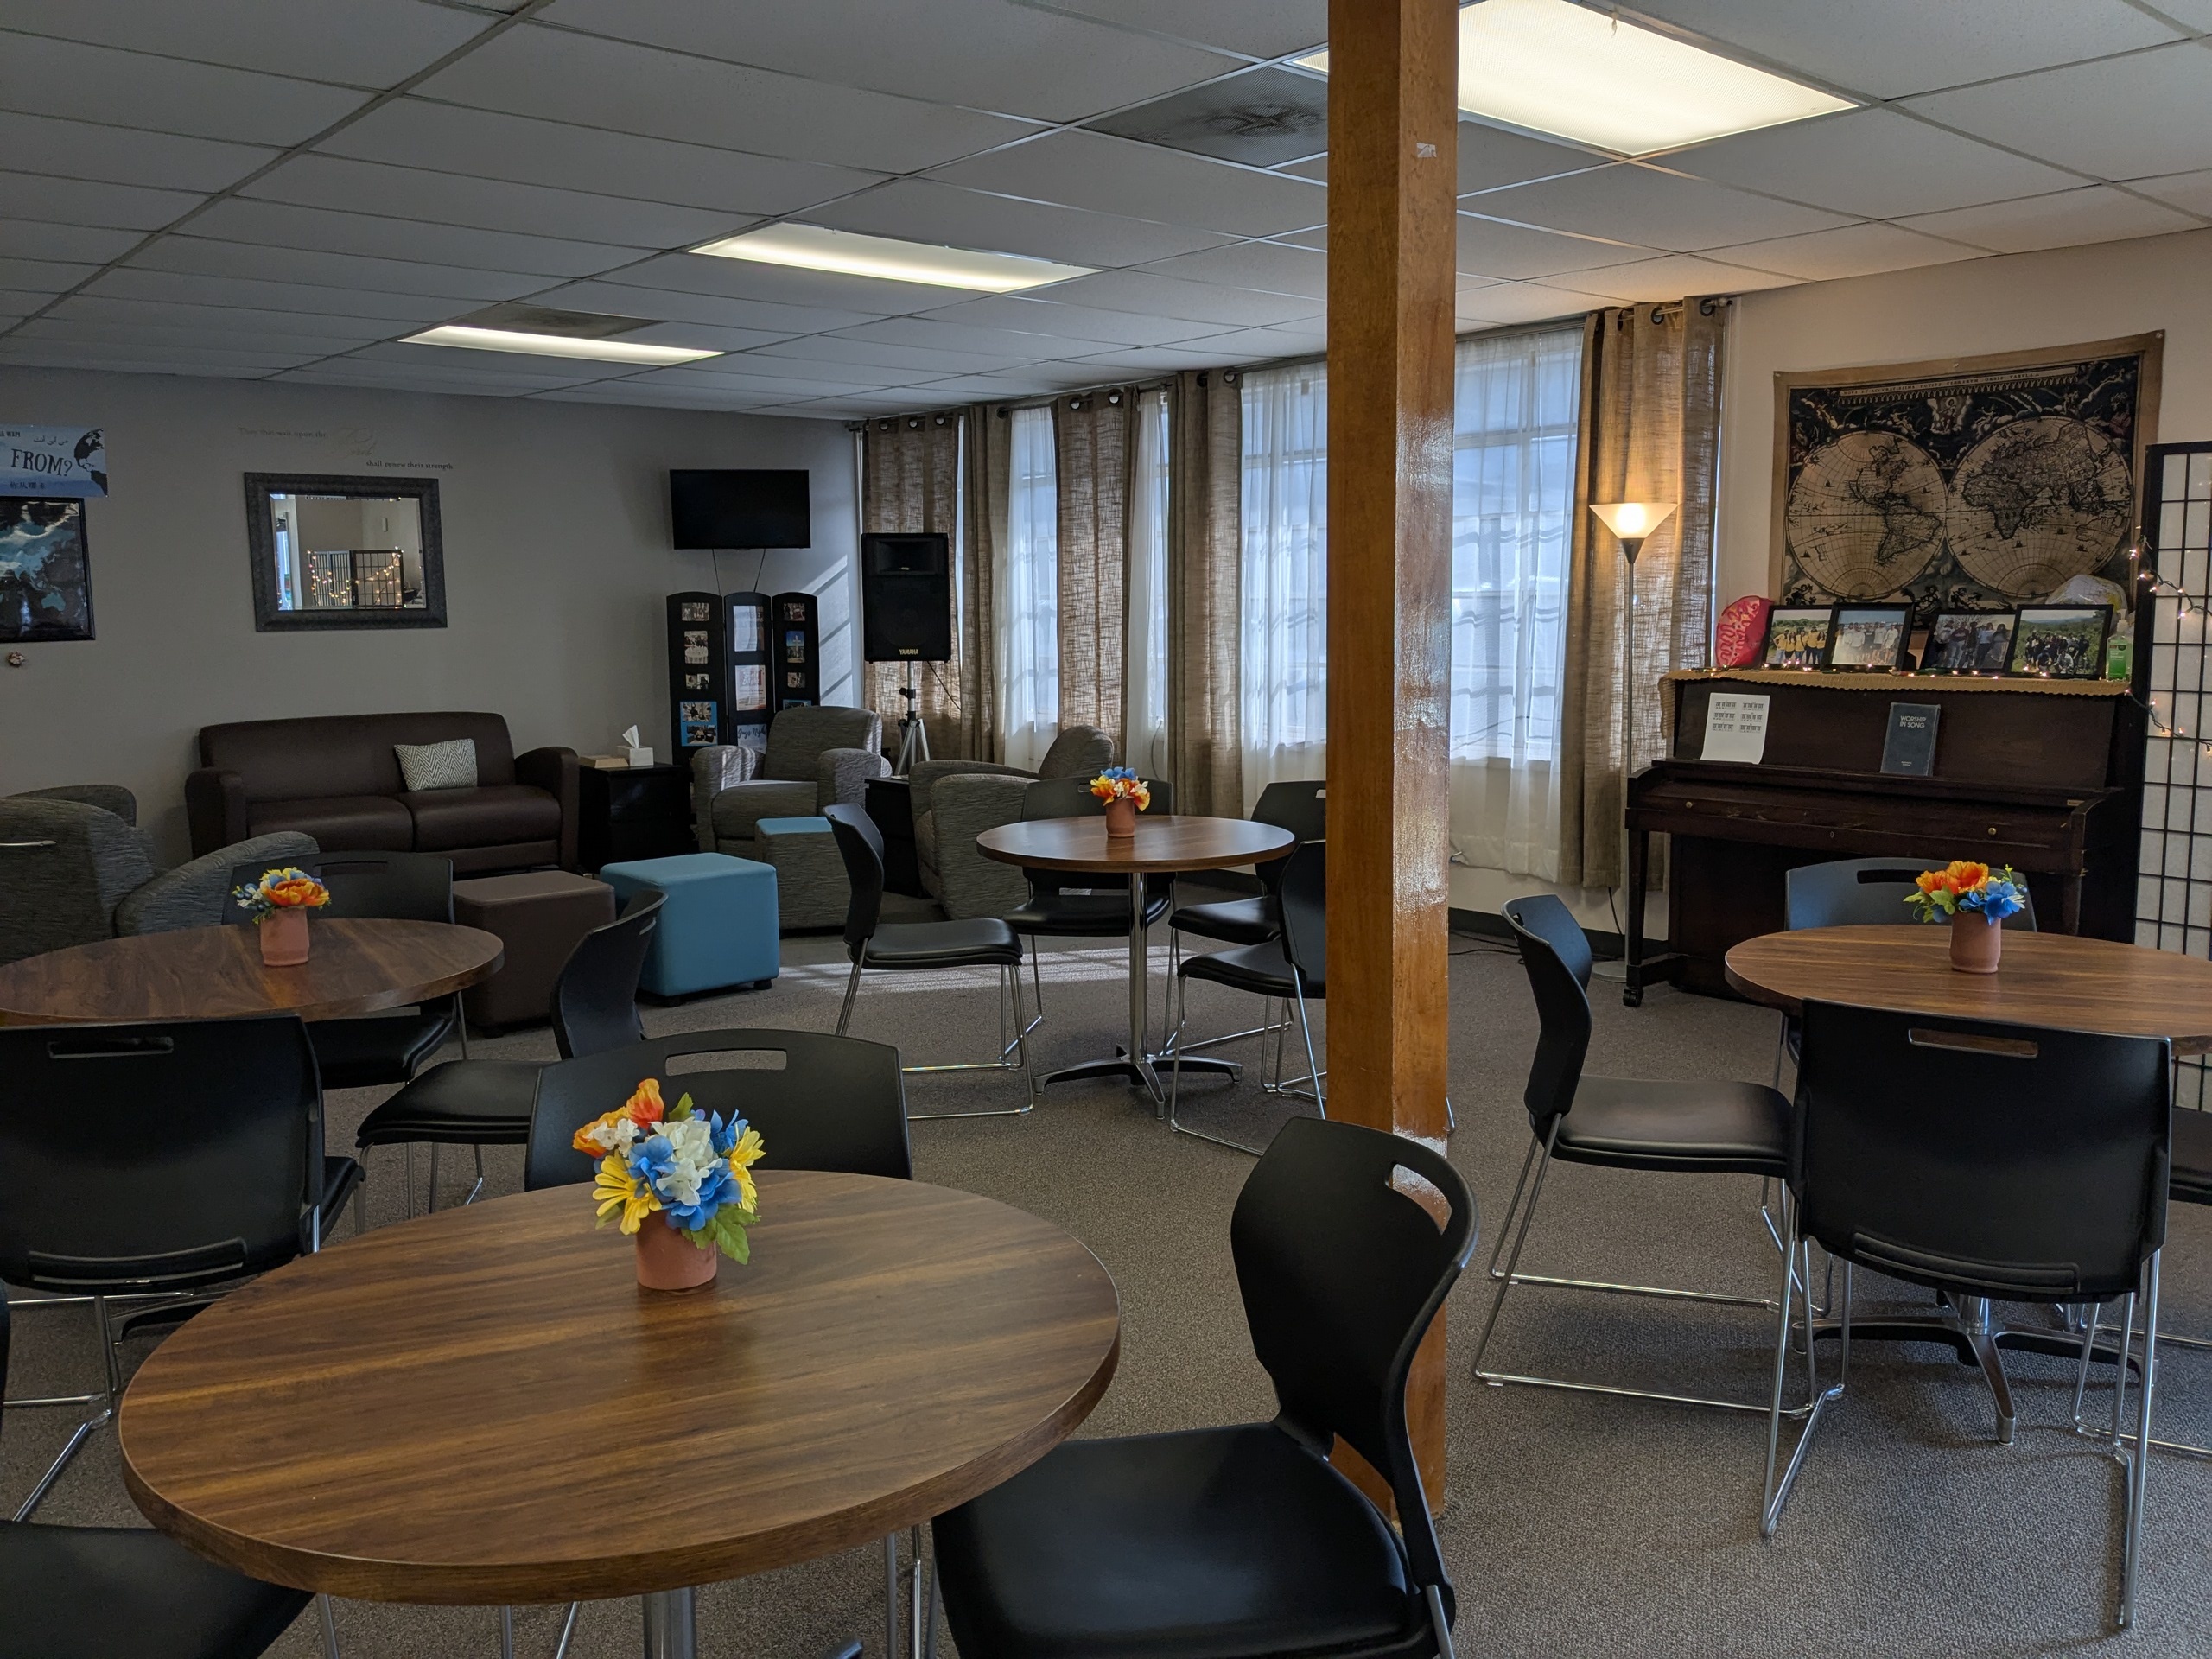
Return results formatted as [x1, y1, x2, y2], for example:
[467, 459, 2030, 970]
[1589, 501, 1677, 543]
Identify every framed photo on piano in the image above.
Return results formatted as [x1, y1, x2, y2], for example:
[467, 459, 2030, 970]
[1761, 606, 1834, 670]
[1923, 610, 2015, 675]
[2007, 605, 2112, 679]
[1827, 603, 1911, 670]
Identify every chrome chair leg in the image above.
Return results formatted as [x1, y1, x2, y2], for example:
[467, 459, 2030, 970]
[427, 1144, 442, 1213]
[1762, 1224, 1847, 1536]
[835, 951, 866, 1038]
[1166, 988, 1280, 1157]
[11, 1294, 121, 1521]
[904, 961, 1036, 1118]
[551, 1602, 581, 1659]
[907, 1525, 926, 1659]
[2120, 1253, 2161, 1629]
[319, 1592, 341, 1659]
[884, 1533, 899, 1659]
[499, 1604, 514, 1659]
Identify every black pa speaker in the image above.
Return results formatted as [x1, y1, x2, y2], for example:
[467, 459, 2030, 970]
[861, 532, 952, 663]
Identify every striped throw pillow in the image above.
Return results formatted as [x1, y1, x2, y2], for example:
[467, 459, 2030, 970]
[394, 738, 477, 792]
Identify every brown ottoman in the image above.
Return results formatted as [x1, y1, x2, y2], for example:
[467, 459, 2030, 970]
[453, 870, 617, 1028]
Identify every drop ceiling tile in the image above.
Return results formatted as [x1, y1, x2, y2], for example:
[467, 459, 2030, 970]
[84, 267, 481, 322]
[0, 0, 490, 86]
[1621, 0, 2181, 101]
[1448, 214, 1656, 278]
[0, 111, 273, 194]
[567, 253, 948, 317]
[913, 294, 1230, 346]
[278, 364, 588, 396]
[804, 179, 1230, 268]
[544, 276, 883, 336]
[0, 34, 369, 146]
[1059, 345, 1237, 373]
[1539, 253, 1796, 302]
[2152, 0, 2212, 23]
[185, 199, 645, 278]
[1084, 65, 1326, 168]
[0, 171, 202, 232]
[240, 156, 746, 250]
[14, 316, 372, 357]
[829, 317, 1087, 358]
[0, 221, 141, 264]
[0, 289, 53, 315]
[1469, 166, 1853, 254]
[748, 336, 1031, 375]
[1706, 221, 1986, 280]
[1904, 43, 2212, 181]
[1898, 185, 2204, 253]
[1284, 119, 1606, 194]
[637, 365, 896, 397]
[911, 371, 1097, 397]
[608, 321, 794, 353]
[1137, 240, 1325, 298]
[751, 397, 911, 419]
[0, 347, 269, 378]
[0, 257, 98, 293]
[1173, 322, 1324, 358]
[129, 236, 550, 301]
[413, 24, 1038, 174]
[343, 340, 641, 381]
[0, 337, 315, 371]
[2131, 169, 2212, 216]
[44, 294, 394, 341]
[925, 130, 1325, 238]
[534, 383, 786, 410]
[1022, 268, 1318, 326]
[715, 357, 946, 391]
[540, 0, 1242, 124]
[1452, 283, 1618, 327]
[1010, 0, 1329, 60]
[1669, 106, 2083, 219]
[321, 101, 883, 219]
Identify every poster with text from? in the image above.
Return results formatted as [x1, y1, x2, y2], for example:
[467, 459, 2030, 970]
[0, 426, 105, 497]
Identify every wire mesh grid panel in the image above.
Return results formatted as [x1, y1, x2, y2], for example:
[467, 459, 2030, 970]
[2139, 440, 2212, 1107]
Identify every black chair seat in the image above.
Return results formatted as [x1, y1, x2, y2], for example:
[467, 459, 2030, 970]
[933, 1423, 1422, 1659]
[1554, 1076, 1789, 1176]
[1007, 888, 1171, 937]
[863, 917, 1022, 969]
[307, 1006, 456, 1090]
[356, 1059, 541, 1147]
[1169, 894, 1277, 946]
[1179, 940, 1300, 1000]
[2172, 1107, 2212, 1205]
[0, 1519, 309, 1659]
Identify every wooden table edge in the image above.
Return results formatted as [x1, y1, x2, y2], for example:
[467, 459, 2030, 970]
[974, 817, 1295, 874]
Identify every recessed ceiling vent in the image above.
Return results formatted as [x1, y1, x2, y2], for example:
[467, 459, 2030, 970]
[454, 302, 652, 340]
[1084, 67, 1327, 168]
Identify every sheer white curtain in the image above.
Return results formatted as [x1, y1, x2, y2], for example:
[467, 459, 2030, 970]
[1446, 325, 1585, 878]
[1123, 388, 1172, 778]
[995, 405, 1059, 770]
[1238, 362, 1329, 807]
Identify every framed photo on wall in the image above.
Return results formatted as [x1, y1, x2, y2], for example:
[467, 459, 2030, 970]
[1923, 611, 2016, 674]
[0, 497, 92, 641]
[1827, 603, 1912, 670]
[1761, 605, 1834, 670]
[2007, 605, 2112, 679]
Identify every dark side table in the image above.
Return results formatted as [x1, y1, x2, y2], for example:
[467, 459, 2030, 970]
[578, 763, 696, 873]
[864, 777, 925, 898]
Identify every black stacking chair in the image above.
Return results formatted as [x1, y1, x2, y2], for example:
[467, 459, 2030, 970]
[1770, 1003, 2169, 1628]
[352, 889, 664, 1218]
[1167, 841, 1327, 1156]
[1471, 893, 1796, 1414]
[930, 1116, 1474, 1659]
[0, 1297, 314, 1659]
[1785, 855, 2039, 933]
[526, 1026, 912, 1657]
[823, 803, 1034, 1117]
[2089, 1112, 2212, 1462]
[0, 1018, 338, 1520]
[1006, 773, 1175, 1021]
[226, 850, 464, 1088]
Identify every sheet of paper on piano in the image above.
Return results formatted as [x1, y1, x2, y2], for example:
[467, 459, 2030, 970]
[1700, 692, 1770, 764]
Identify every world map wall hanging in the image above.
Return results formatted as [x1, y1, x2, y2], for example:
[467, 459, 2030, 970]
[1770, 334, 2162, 622]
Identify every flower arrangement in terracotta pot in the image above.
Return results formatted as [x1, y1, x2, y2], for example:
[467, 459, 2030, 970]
[1090, 766, 1152, 839]
[572, 1079, 764, 1290]
[1904, 861, 2027, 975]
[230, 867, 330, 966]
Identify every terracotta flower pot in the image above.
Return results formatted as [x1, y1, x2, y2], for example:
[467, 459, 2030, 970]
[1103, 796, 1139, 839]
[259, 907, 310, 967]
[635, 1219, 718, 1291]
[1948, 910, 2002, 975]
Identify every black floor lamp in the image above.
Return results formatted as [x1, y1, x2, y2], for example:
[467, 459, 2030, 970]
[1588, 500, 1676, 979]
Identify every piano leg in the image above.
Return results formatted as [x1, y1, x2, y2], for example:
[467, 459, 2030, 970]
[1624, 825, 1649, 1007]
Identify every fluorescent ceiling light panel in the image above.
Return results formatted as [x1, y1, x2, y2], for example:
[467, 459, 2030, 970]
[401, 325, 721, 365]
[1297, 0, 1853, 157]
[692, 224, 1090, 292]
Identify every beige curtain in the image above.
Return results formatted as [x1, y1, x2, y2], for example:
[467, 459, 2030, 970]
[860, 411, 964, 756]
[959, 400, 1007, 763]
[1557, 301, 1728, 888]
[1166, 368, 1243, 816]
[1051, 389, 1132, 753]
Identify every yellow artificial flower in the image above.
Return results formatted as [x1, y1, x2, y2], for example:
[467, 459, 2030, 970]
[726, 1124, 765, 1210]
[593, 1160, 659, 1235]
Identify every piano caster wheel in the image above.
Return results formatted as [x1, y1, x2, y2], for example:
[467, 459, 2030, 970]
[1622, 984, 1643, 1008]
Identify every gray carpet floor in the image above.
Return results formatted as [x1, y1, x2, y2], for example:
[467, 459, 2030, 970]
[10, 909, 2212, 1658]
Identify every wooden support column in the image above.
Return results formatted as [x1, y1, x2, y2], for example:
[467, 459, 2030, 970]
[1325, 0, 1459, 1510]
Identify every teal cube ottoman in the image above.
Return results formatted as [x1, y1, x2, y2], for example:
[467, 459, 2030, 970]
[600, 852, 779, 996]
[754, 816, 851, 931]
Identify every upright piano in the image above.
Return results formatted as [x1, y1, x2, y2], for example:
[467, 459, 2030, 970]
[1623, 669, 2144, 1004]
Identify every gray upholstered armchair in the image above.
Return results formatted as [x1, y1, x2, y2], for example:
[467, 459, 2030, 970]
[910, 726, 1117, 918]
[0, 786, 318, 966]
[691, 705, 890, 860]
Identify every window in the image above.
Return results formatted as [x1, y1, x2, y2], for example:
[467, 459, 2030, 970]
[998, 405, 1059, 771]
[1239, 362, 1329, 804]
[1124, 388, 1172, 777]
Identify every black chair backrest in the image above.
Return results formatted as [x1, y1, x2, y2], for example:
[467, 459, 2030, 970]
[1250, 780, 1326, 893]
[525, 1027, 912, 1191]
[1276, 840, 1326, 994]
[1794, 1001, 2167, 1301]
[550, 888, 664, 1061]
[823, 804, 886, 954]
[1231, 1117, 1476, 1609]
[0, 1018, 322, 1291]
[1786, 855, 2037, 931]
[225, 849, 454, 925]
[1501, 893, 1592, 1141]
[1019, 775, 1174, 896]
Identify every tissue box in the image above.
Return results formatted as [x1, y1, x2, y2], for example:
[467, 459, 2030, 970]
[626, 746, 655, 767]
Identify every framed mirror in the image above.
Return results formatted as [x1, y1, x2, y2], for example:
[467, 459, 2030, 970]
[245, 473, 446, 631]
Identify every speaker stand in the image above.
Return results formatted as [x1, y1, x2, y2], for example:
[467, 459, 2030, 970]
[893, 666, 931, 776]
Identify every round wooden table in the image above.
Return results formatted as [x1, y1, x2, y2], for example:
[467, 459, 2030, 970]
[976, 814, 1296, 1100]
[119, 1170, 1121, 1653]
[0, 918, 504, 1026]
[1724, 925, 2212, 1054]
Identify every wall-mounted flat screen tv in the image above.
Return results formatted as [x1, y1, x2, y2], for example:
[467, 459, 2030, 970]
[669, 469, 810, 549]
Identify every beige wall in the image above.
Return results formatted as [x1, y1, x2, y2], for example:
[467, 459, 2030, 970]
[0, 367, 855, 861]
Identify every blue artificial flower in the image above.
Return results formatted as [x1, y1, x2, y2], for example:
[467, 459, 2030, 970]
[663, 1162, 739, 1231]
[628, 1131, 680, 1194]
[709, 1111, 747, 1157]
[1097, 766, 1138, 783]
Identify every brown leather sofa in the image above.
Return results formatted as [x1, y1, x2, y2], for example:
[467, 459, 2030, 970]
[186, 712, 578, 874]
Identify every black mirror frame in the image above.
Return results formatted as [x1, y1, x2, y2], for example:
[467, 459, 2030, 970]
[244, 472, 447, 632]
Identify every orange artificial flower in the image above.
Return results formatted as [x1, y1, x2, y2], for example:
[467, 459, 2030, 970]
[1944, 861, 1990, 893]
[624, 1077, 666, 1127]
[1914, 869, 1953, 897]
[264, 876, 329, 909]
